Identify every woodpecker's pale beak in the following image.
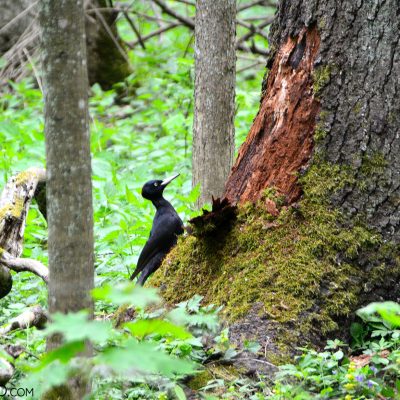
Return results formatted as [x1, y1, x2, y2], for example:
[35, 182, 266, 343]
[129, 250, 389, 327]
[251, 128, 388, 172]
[161, 173, 179, 187]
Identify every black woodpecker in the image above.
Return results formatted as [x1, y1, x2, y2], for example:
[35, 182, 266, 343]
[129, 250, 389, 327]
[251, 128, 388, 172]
[130, 174, 183, 285]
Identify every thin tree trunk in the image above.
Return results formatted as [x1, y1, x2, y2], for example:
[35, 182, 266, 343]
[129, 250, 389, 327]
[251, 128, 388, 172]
[193, 0, 236, 207]
[40, 0, 94, 344]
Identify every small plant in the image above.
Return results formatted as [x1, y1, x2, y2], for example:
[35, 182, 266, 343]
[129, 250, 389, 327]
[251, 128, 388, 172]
[16, 285, 225, 399]
[267, 302, 400, 399]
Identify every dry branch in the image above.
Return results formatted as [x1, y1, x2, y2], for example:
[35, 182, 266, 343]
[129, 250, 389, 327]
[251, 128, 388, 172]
[0, 167, 47, 298]
[236, 18, 273, 45]
[0, 353, 14, 386]
[147, 0, 271, 56]
[127, 23, 180, 48]
[0, 167, 46, 256]
[151, 0, 195, 28]
[0, 306, 48, 336]
[0, 250, 49, 283]
[0, 345, 26, 385]
[123, 10, 146, 49]
[237, 0, 275, 12]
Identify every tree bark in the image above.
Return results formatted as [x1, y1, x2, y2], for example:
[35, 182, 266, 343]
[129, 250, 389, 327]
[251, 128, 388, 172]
[40, 0, 94, 335]
[192, 0, 236, 207]
[225, 0, 400, 242]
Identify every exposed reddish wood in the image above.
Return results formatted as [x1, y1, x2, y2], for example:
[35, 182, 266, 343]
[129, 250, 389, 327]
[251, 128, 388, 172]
[224, 27, 320, 204]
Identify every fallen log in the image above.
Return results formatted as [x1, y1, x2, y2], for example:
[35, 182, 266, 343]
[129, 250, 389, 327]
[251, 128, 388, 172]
[0, 167, 46, 298]
[0, 305, 48, 336]
[0, 352, 14, 386]
[0, 345, 25, 386]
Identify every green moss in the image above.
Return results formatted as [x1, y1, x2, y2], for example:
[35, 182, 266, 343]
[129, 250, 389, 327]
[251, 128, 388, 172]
[152, 159, 400, 361]
[187, 369, 214, 390]
[360, 152, 387, 176]
[318, 17, 327, 29]
[353, 101, 362, 115]
[187, 365, 241, 392]
[42, 385, 73, 400]
[314, 124, 328, 142]
[313, 65, 332, 94]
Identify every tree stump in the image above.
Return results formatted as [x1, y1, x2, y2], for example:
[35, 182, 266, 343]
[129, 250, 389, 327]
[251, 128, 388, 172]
[151, 0, 400, 367]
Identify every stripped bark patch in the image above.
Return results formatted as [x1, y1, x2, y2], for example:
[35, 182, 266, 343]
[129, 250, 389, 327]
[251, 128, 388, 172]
[225, 27, 321, 204]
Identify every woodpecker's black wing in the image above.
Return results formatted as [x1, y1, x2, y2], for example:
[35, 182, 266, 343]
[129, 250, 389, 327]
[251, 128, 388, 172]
[130, 211, 183, 282]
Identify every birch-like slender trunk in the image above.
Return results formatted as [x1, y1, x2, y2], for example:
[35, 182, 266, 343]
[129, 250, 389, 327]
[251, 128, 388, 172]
[193, 0, 236, 207]
[40, 0, 94, 342]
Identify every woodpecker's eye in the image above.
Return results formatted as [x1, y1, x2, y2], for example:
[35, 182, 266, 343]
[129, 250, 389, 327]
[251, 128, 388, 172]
[154, 182, 158, 187]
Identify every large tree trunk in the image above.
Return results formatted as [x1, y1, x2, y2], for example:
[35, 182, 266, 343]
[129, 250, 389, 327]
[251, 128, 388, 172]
[225, 0, 400, 241]
[152, 0, 400, 367]
[192, 0, 236, 207]
[40, 0, 94, 344]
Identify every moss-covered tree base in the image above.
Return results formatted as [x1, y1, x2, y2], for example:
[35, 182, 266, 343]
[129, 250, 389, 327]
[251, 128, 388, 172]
[151, 161, 400, 362]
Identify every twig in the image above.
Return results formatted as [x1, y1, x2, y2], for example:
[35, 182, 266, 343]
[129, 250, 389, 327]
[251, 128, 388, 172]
[22, 48, 43, 93]
[123, 11, 146, 49]
[237, 54, 265, 62]
[92, 7, 133, 68]
[127, 23, 181, 49]
[237, 61, 264, 73]
[85, 6, 131, 14]
[237, 0, 272, 12]
[174, 0, 195, 5]
[237, 42, 269, 56]
[0, 1, 38, 35]
[130, 10, 172, 24]
[147, 1, 268, 56]
[243, 16, 273, 21]
[236, 18, 273, 45]
[236, 357, 278, 369]
[151, 0, 195, 29]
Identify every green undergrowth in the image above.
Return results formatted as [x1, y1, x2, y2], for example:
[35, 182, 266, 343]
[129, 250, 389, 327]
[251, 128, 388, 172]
[152, 160, 400, 358]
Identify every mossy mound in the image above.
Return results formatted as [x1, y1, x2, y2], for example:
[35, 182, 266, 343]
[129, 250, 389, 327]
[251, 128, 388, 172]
[151, 161, 400, 358]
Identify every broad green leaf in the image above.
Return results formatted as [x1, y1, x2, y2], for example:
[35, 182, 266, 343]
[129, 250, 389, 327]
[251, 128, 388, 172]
[96, 339, 197, 378]
[124, 319, 192, 340]
[43, 311, 112, 343]
[92, 283, 161, 308]
[174, 385, 187, 400]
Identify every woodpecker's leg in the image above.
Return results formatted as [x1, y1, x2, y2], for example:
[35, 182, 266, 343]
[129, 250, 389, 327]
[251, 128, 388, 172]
[136, 253, 164, 286]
